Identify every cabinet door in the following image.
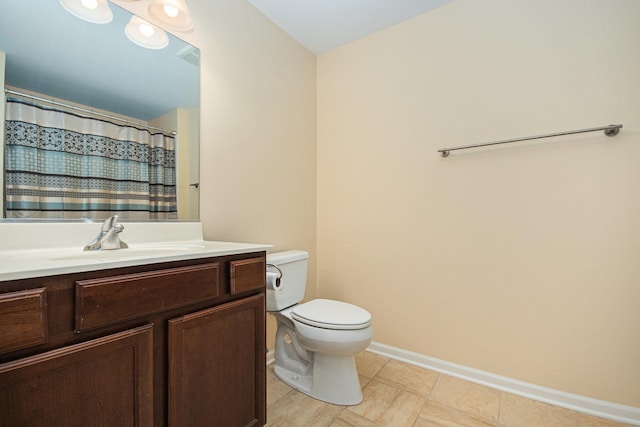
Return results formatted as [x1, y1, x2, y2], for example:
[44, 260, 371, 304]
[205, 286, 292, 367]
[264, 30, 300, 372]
[168, 293, 266, 427]
[0, 288, 48, 354]
[0, 325, 153, 427]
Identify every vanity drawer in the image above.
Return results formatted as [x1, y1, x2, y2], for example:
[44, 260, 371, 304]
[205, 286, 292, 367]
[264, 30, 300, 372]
[230, 257, 266, 295]
[75, 263, 221, 332]
[0, 288, 48, 354]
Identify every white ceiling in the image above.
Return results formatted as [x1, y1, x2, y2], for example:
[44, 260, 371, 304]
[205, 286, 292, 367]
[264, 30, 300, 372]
[0, 0, 453, 122]
[247, 0, 455, 54]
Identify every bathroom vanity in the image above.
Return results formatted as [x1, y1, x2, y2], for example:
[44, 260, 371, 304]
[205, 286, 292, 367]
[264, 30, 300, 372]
[0, 222, 269, 426]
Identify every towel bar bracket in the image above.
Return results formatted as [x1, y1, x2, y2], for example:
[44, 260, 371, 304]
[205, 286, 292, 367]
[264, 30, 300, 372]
[604, 127, 620, 137]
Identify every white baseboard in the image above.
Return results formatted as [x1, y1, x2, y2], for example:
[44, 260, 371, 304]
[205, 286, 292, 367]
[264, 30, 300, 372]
[366, 341, 640, 426]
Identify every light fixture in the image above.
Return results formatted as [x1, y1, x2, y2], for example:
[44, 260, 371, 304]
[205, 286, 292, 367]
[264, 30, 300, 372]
[148, 0, 193, 32]
[59, 0, 113, 24]
[125, 16, 169, 49]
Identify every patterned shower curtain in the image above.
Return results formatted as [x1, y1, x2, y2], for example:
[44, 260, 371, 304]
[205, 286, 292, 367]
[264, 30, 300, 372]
[4, 97, 177, 220]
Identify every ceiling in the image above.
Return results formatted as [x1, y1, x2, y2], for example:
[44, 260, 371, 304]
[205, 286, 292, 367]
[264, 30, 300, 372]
[246, 0, 455, 54]
[0, 0, 453, 122]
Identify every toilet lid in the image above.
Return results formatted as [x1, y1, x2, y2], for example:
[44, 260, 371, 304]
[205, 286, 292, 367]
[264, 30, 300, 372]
[291, 299, 372, 330]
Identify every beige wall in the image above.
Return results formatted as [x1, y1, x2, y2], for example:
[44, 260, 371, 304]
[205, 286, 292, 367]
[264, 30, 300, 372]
[115, 0, 316, 348]
[114, 0, 640, 408]
[184, 106, 200, 219]
[317, 0, 640, 408]
[150, 107, 200, 219]
[161, 0, 316, 348]
[188, 0, 316, 347]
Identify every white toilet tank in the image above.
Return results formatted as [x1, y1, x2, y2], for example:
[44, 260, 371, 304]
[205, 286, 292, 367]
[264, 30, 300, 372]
[266, 250, 309, 311]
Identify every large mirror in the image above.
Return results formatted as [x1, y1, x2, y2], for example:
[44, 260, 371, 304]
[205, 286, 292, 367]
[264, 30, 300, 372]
[0, 0, 200, 221]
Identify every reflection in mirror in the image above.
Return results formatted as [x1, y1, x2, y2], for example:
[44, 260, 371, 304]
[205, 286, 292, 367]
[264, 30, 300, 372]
[0, 0, 199, 221]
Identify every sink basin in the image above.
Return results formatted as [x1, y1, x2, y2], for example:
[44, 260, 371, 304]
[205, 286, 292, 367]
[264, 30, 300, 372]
[0, 220, 272, 282]
[50, 243, 207, 262]
[130, 243, 207, 251]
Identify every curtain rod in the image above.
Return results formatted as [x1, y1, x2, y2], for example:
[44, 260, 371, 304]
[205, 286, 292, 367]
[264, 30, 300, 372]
[438, 124, 623, 158]
[4, 89, 176, 137]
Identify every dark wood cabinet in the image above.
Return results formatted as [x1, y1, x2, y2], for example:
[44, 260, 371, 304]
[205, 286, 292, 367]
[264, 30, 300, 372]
[0, 288, 48, 354]
[0, 324, 153, 427]
[0, 252, 266, 427]
[168, 293, 266, 426]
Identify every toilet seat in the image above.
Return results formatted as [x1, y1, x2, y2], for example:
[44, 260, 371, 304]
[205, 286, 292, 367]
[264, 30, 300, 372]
[291, 299, 372, 330]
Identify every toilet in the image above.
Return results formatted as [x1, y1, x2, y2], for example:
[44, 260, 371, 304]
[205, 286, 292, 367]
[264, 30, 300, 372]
[266, 250, 373, 405]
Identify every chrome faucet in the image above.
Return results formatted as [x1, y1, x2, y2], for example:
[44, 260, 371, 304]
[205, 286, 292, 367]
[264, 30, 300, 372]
[83, 215, 129, 251]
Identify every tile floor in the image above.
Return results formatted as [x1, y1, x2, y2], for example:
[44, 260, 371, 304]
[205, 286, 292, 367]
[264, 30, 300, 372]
[266, 351, 634, 427]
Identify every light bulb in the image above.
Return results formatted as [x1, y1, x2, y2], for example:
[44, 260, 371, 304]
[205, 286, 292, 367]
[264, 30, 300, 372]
[139, 23, 155, 37]
[163, 4, 179, 18]
[125, 16, 168, 49]
[60, 0, 112, 23]
[148, 0, 193, 32]
[81, 0, 98, 10]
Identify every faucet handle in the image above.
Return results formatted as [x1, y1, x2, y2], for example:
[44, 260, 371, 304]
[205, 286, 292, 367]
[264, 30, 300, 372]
[84, 215, 128, 251]
[101, 215, 120, 232]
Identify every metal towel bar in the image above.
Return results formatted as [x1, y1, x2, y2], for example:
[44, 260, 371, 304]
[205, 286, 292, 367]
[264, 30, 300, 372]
[438, 124, 623, 157]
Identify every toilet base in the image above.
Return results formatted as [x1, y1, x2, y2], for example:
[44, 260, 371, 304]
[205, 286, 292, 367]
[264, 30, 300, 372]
[274, 352, 363, 406]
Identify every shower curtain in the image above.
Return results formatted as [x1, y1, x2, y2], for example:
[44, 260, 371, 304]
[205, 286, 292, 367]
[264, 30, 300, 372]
[3, 97, 177, 220]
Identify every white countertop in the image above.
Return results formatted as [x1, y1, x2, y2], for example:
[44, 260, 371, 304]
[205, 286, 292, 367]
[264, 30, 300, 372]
[0, 221, 271, 281]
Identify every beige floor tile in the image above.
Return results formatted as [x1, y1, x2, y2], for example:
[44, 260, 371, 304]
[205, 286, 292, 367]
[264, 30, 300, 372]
[416, 400, 496, 427]
[266, 387, 344, 427]
[359, 375, 372, 389]
[267, 358, 635, 427]
[330, 410, 379, 426]
[355, 351, 389, 379]
[345, 379, 424, 426]
[498, 393, 581, 427]
[347, 380, 401, 419]
[375, 390, 425, 426]
[374, 359, 440, 397]
[429, 375, 501, 424]
[267, 365, 294, 407]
